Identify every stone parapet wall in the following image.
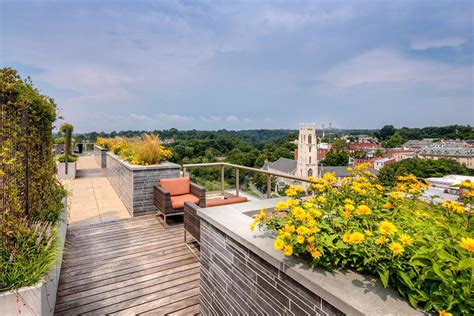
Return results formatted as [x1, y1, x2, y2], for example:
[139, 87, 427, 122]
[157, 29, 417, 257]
[93, 145, 107, 168]
[199, 219, 344, 316]
[106, 152, 180, 216]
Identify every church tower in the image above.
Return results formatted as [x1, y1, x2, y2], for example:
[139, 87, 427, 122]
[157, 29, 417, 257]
[296, 123, 318, 179]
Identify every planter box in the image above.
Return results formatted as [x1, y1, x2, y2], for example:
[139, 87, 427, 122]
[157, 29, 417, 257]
[106, 152, 180, 216]
[56, 161, 76, 180]
[198, 198, 422, 316]
[94, 144, 107, 168]
[0, 201, 68, 316]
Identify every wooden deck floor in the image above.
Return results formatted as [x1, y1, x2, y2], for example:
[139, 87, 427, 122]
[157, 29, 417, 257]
[55, 215, 200, 315]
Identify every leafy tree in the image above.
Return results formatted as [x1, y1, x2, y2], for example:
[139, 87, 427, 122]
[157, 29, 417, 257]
[331, 139, 349, 152]
[378, 158, 474, 187]
[322, 151, 349, 166]
[350, 150, 366, 159]
[377, 125, 396, 140]
[374, 149, 384, 157]
[59, 123, 74, 155]
[382, 132, 405, 148]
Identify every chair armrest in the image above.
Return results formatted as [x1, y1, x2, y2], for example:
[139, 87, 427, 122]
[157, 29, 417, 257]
[154, 184, 171, 213]
[184, 201, 201, 242]
[190, 183, 206, 208]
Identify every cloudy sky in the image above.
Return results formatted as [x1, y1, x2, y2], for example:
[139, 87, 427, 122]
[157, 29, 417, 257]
[1, 0, 473, 132]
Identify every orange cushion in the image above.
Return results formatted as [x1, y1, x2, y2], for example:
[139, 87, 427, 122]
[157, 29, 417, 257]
[160, 177, 190, 196]
[206, 196, 248, 208]
[170, 194, 199, 209]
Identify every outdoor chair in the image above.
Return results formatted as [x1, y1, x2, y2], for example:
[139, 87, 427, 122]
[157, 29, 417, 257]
[183, 195, 248, 257]
[154, 177, 206, 227]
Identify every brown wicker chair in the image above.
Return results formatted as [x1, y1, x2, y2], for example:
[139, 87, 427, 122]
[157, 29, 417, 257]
[154, 177, 205, 227]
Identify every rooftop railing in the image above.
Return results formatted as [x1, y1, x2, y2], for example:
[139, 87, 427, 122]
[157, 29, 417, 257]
[182, 162, 312, 199]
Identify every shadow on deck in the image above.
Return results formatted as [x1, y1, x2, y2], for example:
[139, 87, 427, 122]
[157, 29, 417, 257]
[55, 215, 200, 315]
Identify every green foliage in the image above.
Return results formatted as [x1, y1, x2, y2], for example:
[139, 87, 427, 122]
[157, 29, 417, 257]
[378, 158, 474, 187]
[322, 151, 349, 166]
[254, 169, 473, 314]
[59, 122, 74, 155]
[56, 153, 78, 163]
[350, 150, 367, 159]
[1, 67, 66, 291]
[377, 124, 396, 140]
[382, 132, 405, 148]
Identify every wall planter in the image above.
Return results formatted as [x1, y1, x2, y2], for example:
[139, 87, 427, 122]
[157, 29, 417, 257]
[56, 161, 76, 180]
[106, 152, 180, 216]
[198, 198, 422, 316]
[93, 144, 107, 168]
[0, 201, 68, 316]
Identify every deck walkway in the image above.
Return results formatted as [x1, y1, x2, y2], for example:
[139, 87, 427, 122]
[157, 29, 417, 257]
[55, 215, 200, 315]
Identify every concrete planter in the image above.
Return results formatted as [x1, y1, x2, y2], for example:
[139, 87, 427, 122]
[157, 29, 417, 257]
[0, 201, 68, 316]
[56, 161, 76, 180]
[94, 144, 107, 168]
[106, 152, 180, 216]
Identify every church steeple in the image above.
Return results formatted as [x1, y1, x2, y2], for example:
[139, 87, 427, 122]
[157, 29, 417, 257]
[296, 123, 318, 179]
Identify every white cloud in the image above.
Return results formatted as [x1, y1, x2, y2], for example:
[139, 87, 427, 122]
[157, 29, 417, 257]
[410, 37, 466, 50]
[224, 115, 239, 122]
[317, 49, 472, 89]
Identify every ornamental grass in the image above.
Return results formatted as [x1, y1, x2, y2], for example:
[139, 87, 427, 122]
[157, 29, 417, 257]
[96, 134, 172, 166]
[252, 163, 473, 315]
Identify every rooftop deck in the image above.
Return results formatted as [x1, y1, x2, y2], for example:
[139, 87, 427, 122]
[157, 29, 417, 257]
[56, 156, 200, 315]
[55, 215, 200, 315]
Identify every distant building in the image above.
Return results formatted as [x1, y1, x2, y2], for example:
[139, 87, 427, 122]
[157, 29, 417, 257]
[261, 123, 319, 190]
[385, 148, 416, 162]
[425, 174, 474, 189]
[348, 143, 380, 152]
[355, 135, 377, 143]
[319, 165, 378, 179]
[372, 157, 396, 170]
[296, 123, 318, 178]
[418, 145, 474, 169]
[403, 139, 436, 150]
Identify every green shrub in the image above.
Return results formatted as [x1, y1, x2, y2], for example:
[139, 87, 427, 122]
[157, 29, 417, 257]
[56, 153, 78, 163]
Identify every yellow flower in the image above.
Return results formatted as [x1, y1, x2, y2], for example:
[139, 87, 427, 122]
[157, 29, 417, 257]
[347, 167, 353, 171]
[375, 236, 389, 245]
[398, 234, 414, 246]
[316, 196, 327, 204]
[349, 232, 365, 244]
[379, 220, 397, 236]
[390, 191, 404, 199]
[375, 184, 384, 191]
[344, 198, 354, 204]
[296, 235, 305, 244]
[297, 225, 310, 236]
[364, 230, 373, 237]
[275, 201, 289, 211]
[439, 311, 453, 316]
[459, 237, 474, 253]
[274, 238, 284, 250]
[441, 200, 465, 214]
[285, 186, 305, 197]
[342, 232, 352, 243]
[283, 245, 293, 256]
[309, 209, 323, 218]
[307, 236, 315, 243]
[323, 172, 337, 182]
[344, 204, 355, 212]
[312, 183, 324, 192]
[250, 223, 255, 231]
[389, 242, 405, 255]
[311, 249, 322, 259]
[356, 205, 372, 216]
[384, 202, 393, 209]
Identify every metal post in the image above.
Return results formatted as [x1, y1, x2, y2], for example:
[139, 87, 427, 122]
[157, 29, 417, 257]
[22, 106, 29, 214]
[235, 168, 239, 197]
[266, 174, 271, 199]
[65, 128, 71, 175]
[220, 165, 225, 194]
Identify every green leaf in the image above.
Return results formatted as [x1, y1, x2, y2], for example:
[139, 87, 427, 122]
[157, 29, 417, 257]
[378, 267, 390, 288]
[398, 271, 415, 289]
[432, 262, 446, 282]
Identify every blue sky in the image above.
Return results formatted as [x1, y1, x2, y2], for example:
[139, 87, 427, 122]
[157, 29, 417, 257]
[1, 0, 473, 132]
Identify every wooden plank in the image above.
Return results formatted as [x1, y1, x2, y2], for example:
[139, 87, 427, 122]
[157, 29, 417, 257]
[57, 262, 200, 305]
[63, 229, 183, 259]
[59, 248, 191, 284]
[56, 266, 200, 313]
[58, 252, 195, 293]
[141, 296, 200, 315]
[66, 222, 167, 241]
[59, 278, 200, 315]
[59, 240, 186, 274]
[101, 283, 200, 315]
[60, 244, 188, 279]
[66, 215, 157, 233]
[62, 235, 184, 267]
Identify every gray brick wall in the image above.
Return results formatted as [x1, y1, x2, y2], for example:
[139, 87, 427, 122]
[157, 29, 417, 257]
[106, 153, 180, 216]
[200, 219, 345, 316]
[93, 145, 107, 168]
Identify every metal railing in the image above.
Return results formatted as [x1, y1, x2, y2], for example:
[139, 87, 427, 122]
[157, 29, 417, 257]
[182, 162, 312, 199]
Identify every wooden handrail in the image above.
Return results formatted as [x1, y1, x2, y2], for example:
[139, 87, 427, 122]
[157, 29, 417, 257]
[182, 162, 312, 199]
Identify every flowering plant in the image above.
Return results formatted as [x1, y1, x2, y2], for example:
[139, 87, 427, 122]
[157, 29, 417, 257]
[252, 163, 473, 315]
